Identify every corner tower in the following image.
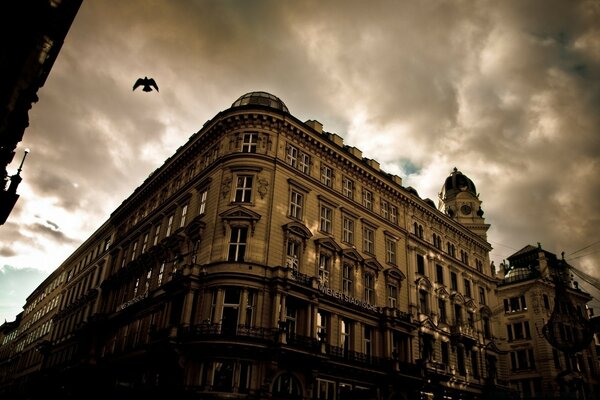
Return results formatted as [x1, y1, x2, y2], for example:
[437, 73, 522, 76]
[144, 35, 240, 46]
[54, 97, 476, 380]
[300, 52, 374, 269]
[438, 167, 490, 239]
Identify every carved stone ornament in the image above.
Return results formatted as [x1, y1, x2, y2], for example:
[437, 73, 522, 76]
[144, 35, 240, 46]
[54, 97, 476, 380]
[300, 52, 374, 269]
[221, 176, 232, 199]
[258, 178, 269, 199]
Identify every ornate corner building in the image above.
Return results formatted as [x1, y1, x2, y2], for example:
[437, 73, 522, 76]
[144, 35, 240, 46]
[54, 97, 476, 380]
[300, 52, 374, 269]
[0, 92, 513, 399]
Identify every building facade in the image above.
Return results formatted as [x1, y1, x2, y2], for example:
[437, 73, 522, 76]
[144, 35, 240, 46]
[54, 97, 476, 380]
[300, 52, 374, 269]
[0, 92, 511, 399]
[497, 245, 600, 399]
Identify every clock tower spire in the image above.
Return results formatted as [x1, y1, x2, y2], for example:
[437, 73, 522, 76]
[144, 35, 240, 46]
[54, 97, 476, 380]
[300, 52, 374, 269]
[438, 167, 490, 239]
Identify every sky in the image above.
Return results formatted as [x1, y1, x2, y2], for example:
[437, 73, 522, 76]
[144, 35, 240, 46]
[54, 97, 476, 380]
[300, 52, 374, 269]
[1, 0, 600, 323]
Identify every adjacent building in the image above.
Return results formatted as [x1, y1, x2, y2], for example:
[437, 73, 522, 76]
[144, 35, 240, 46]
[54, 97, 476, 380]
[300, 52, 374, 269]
[1, 91, 521, 399]
[497, 245, 600, 399]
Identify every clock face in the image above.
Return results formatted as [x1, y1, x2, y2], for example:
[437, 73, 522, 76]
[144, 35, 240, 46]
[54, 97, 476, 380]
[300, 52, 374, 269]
[460, 205, 472, 215]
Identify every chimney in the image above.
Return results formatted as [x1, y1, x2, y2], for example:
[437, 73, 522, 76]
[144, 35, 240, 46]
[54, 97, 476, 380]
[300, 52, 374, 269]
[305, 120, 323, 134]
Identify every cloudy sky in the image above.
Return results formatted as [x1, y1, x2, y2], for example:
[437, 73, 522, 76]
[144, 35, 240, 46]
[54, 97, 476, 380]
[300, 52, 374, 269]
[1, 0, 600, 323]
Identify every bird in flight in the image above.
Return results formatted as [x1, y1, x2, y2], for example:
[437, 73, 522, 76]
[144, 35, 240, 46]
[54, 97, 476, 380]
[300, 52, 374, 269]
[133, 77, 159, 92]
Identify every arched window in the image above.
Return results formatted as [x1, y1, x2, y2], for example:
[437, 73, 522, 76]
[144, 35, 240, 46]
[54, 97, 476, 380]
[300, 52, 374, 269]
[272, 373, 302, 399]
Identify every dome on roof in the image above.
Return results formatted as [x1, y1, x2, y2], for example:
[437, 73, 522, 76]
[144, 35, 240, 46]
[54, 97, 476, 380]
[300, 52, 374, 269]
[440, 167, 477, 200]
[231, 91, 289, 113]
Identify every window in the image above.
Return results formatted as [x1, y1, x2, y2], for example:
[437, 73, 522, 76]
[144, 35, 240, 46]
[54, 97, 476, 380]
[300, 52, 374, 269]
[450, 271, 458, 290]
[180, 203, 188, 227]
[341, 319, 352, 356]
[457, 346, 466, 375]
[141, 233, 149, 254]
[319, 254, 331, 286]
[381, 200, 389, 220]
[363, 325, 373, 357]
[363, 226, 374, 254]
[387, 283, 398, 308]
[234, 175, 253, 203]
[198, 189, 207, 215]
[342, 264, 353, 296]
[438, 298, 447, 323]
[286, 240, 300, 271]
[479, 287, 486, 305]
[273, 374, 301, 398]
[433, 233, 442, 249]
[507, 321, 531, 341]
[510, 349, 536, 371]
[320, 164, 333, 187]
[289, 190, 304, 219]
[464, 279, 471, 298]
[475, 259, 483, 272]
[389, 205, 398, 224]
[342, 217, 355, 244]
[228, 227, 248, 262]
[317, 379, 335, 400]
[418, 289, 429, 314]
[222, 287, 241, 334]
[543, 294, 550, 309]
[166, 214, 174, 237]
[212, 361, 235, 392]
[385, 237, 396, 265]
[441, 341, 449, 365]
[436, 264, 444, 284]
[414, 223, 423, 238]
[245, 290, 257, 327]
[447, 242, 456, 257]
[504, 296, 527, 313]
[471, 350, 480, 378]
[483, 316, 491, 339]
[320, 205, 333, 233]
[299, 153, 310, 174]
[241, 133, 258, 153]
[157, 262, 165, 286]
[317, 311, 328, 342]
[131, 241, 138, 261]
[286, 144, 298, 168]
[416, 254, 425, 275]
[342, 177, 354, 199]
[362, 189, 373, 210]
[454, 304, 463, 325]
[153, 223, 161, 245]
[364, 274, 374, 303]
[286, 306, 297, 336]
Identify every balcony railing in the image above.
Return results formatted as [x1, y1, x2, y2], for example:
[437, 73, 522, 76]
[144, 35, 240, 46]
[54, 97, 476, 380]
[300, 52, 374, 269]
[326, 345, 387, 368]
[184, 323, 275, 342]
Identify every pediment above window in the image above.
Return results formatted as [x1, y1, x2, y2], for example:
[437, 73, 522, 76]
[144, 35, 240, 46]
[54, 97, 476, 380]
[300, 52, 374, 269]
[363, 257, 383, 275]
[343, 248, 365, 264]
[449, 292, 465, 304]
[479, 305, 492, 316]
[315, 237, 342, 254]
[416, 276, 432, 289]
[384, 267, 406, 282]
[220, 206, 261, 234]
[464, 299, 477, 310]
[435, 286, 451, 298]
[282, 221, 313, 240]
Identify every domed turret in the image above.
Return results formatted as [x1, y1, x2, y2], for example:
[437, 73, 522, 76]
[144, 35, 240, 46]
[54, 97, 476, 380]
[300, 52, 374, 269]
[438, 167, 489, 239]
[231, 91, 289, 113]
[440, 167, 477, 201]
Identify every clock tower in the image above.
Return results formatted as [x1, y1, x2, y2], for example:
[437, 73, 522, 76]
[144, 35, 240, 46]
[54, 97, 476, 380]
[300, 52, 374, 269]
[438, 167, 490, 239]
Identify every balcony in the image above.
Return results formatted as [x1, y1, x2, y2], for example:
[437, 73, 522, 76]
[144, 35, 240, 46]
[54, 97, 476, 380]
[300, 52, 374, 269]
[450, 323, 478, 346]
[184, 323, 274, 343]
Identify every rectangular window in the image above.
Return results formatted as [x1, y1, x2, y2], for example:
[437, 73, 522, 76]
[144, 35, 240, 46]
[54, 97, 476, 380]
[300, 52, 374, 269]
[228, 227, 248, 262]
[342, 177, 354, 200]
[199, 189, 207, 215]
[471, 350, 480, 378]
[362, 189, 373, 210]
[212, 361, 235, 392]
[419, 289, 429, 314]
[234, 175, 253, 203]
[363, 226, 374, 254]
[441, 341, 449, 365]
[289, 190, 304, 219]
[364, 274, 374, 303]
[286, 240, 300, 271]
[479, 287, 486, 305]
[241, 133, 258, 153]
[141, 233, 149, 254]
[321, 164, 333, 187]
[385, 238, 396, 265]
[438, 298, 447, 323]
[387, 283, 398, 308]
[363, 325, 373, 357]
[320, 205, 333, 233]
[457, 346, 466, 375]
[131, 241, 138, 261]
[319, 254, 331, 286]
[464, 279, 471, 298]
[389, 205, 398, 224]
[436, 264, 444, 284]
[245, 290, 256, 328]
[342, 217, 355, 244]
[450, 272, 458, 291]
[239, 361, 251, 393]
[180, 203, 188, 228]
[153, 224, 161, 245]
[483, 317, 491, 339]
[157, 262, 165, 286]
[166, 214, 174, 237]
[299, 153, 310, 174]
[381, 200, 389, 220]
[417, 254, 425, 275]
[286, 144, 298, 168]
[342, 263, 353, 296]
[341, 319, 352, 356]
[317, 379, 336, 400]
[317, 311, 328, 342]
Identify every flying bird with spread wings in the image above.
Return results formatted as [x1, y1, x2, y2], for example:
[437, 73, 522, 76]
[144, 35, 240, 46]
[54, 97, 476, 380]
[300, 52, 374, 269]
[133, 77, 159, 92]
